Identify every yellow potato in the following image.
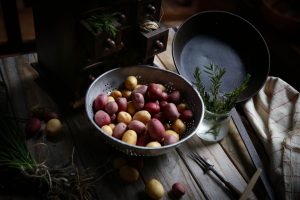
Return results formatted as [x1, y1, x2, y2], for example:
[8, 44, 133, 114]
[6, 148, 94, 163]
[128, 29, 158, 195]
[111, 90, 122, 99]
[127, 101, 136, 116]
[122, 130, 137, 145]
[121, 90, 132, 99]
[177, 103, 187, 113]
[117, 111, 132, 124]
[113, 157, 127, 169]
[119, 165, 139, 183]
[172, 119, 186, 135]
[125, 76, 137, 90]
[146, 141, 161, 148]
[157, 84, 166, 92]
[145, 178, 165, 199]
[164, 130, 179, 141]
[101, 125, 113, 136]
[133, 110, 151, 124]
[108, 123, 115, 130]
[107, 96, 115, 102]
[46, 118, 62, 137]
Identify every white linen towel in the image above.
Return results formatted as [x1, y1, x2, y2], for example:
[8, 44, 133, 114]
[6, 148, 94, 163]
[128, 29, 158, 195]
[243, 76, 300, 200]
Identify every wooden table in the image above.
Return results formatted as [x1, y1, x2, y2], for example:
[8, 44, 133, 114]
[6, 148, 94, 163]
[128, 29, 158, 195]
[0, 30, 273, 199]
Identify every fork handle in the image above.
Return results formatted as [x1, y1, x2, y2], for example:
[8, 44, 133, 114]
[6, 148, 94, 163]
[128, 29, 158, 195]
[224, 180, 242, 199]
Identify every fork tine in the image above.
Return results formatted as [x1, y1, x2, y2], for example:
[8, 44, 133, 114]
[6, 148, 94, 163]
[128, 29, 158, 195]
[188, 153, 210, 174]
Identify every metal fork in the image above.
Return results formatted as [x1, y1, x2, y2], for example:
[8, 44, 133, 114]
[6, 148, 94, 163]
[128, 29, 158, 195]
[188, 152, 242, 199]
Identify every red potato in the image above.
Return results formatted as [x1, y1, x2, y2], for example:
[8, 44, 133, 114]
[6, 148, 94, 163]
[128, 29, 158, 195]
[163, 103, 180, 121]
[152, 112, 166, 122]
[136, 132, 150, 146]
[95, 110, 111, 127]
[112, 122, 127, 139]
[132, 85, 148, 95]
[128, 120, 146, 135]
[25, 117, 42, 137]
[144, 102, 160, 115]
[147, 118, 166, 142]
[180, 109, 193, 122]
[160, 92, 168, 101]
[167, 90, 181, 105]
[163, 134, 178, 145]
[105, 101, 118, 115]
[132, 92, 145, 110]
[94, 94, 108, 111]
[110, 114, 116, 122]
[147, 83, 163, 100]
[159, 101, 168, 109]
[115, 97, 127, 112]
[171, 182, 186, 198]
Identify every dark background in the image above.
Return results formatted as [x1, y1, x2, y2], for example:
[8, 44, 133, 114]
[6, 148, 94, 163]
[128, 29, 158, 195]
[0, 0, 299, 91]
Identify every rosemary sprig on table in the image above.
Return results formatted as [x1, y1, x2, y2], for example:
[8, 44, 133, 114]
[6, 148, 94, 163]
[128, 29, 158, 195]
[86, 13, 119, 37]
[194, 63, 251, 114]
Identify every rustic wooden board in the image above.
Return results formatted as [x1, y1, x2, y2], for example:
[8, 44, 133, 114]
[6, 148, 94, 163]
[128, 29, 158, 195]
[141, 150, 206, 200]
[65, 111, 146, 200]
[0, 48, 268, 199]
[178, 135, 256, 200]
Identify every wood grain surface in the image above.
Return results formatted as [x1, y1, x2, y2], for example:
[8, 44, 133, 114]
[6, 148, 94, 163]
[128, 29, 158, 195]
[0, 29, 271, 199]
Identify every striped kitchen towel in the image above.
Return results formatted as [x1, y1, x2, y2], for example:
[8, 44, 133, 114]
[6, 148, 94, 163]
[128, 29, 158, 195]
[243, 76, 300, 200]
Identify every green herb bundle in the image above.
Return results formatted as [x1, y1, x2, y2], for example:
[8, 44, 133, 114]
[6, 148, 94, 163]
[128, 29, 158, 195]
[194, 63, 251, 114]
[86, 13, 119, 37]
[0, 115, 49, 193]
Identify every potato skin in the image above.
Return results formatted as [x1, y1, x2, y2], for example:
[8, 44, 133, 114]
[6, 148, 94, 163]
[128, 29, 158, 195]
[101, 125, 113, 136]
[132, 92, 145, 110]
[95, 110, 111, 127]
[167, 90, 181, 105]
[145, 179, 165, 199]
[111, 90, 122, 99]
[179, 109, 193, 122]
[133, 110, 151, 124]
[163, 134, 178, 145]
[146, 141, 162, 148]
[117, 111, 132, 124]
[115, 97, 127, 112]
[122, 130, 137, 145]
[144, 102, 160, 115]
[125, 76, 138, 90]
[164, 130, 179, 141]
[147, 118, 166, 142]
[119, 165, 139, 183]
[112, 122, 127, 139]
[132, 85, 148, 95]
[163, 103, 180, 121]
[94, 94, 108, 111]
[172, 119, 186, 135]
[128, 120, 146, 135]
[105, 101, 118, 115]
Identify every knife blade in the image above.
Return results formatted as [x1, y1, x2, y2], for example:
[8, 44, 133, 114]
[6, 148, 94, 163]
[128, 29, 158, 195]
[231, 108, 275, 200]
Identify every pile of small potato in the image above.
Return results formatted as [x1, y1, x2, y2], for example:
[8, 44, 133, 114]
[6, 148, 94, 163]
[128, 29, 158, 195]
[25, 106, 62, 139]
[114, 156, 186, 199]
[93, 75, 194, 147]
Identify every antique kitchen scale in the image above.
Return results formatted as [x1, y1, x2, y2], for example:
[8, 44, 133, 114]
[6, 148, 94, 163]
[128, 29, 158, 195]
[31, 0, 168, 108]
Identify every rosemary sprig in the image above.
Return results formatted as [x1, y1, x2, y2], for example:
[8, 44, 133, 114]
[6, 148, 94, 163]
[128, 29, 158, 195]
[86, 13, 119, 37]
[194, 63, 251, 114]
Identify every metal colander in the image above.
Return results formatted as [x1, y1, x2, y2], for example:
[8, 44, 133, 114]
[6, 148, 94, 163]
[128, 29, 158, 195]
[85, 65, 204, 156]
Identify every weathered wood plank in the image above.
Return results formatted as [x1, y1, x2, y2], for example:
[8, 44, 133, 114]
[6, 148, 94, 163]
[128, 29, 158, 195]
[65, 111, 145, 200]
[220, 120, 255, 181]
[178, 135, 256, 199]
[141, 151, 206, 200]
[0, 54, 86, 199]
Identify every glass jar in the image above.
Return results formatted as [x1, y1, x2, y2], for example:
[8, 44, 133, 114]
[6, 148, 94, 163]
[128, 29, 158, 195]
[196, 109, 231, 142]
